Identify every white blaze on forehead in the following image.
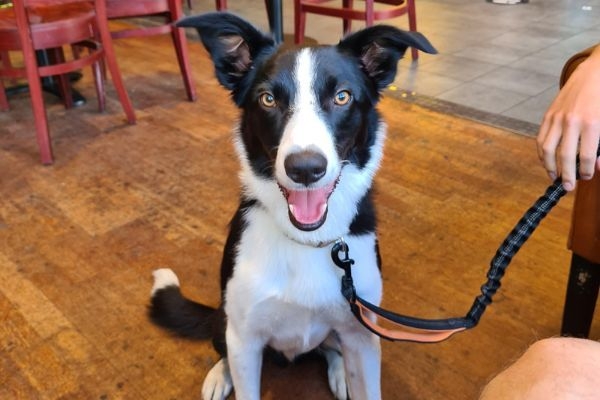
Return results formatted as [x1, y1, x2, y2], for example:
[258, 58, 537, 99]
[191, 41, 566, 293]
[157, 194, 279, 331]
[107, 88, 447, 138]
[275, 48, 339, 187]
[295, 49, 318, 119]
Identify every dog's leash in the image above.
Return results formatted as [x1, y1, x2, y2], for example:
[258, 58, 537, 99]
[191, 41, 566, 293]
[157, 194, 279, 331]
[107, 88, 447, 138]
[331, 150, 599, 343]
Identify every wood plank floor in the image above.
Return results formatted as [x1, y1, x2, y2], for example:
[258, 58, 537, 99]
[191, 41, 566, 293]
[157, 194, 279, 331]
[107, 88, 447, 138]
[1, 28, 596, 400]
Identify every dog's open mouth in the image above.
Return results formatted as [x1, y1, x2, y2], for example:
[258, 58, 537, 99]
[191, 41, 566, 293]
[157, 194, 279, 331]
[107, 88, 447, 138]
[279, 179, 338, 231]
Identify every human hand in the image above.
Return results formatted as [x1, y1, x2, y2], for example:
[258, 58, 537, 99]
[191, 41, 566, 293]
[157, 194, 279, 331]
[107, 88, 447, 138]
[536, 47, 600, 191]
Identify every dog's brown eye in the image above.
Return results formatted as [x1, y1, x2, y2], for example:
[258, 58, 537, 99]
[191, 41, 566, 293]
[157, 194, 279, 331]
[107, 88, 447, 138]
[334, 90, 351, 106]
[259, 92, 276, 108]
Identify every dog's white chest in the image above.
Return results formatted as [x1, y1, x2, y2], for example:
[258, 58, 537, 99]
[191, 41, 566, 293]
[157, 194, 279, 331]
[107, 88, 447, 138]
[224, 209, 382, 358]
[255, 300, 340, 359]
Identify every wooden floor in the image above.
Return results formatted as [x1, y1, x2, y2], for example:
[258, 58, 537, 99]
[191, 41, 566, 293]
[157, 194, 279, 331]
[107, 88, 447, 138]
[1, 28, 597, 400]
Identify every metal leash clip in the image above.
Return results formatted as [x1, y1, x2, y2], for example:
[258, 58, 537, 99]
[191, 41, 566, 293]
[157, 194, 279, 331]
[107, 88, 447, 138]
[331, 238, 356, 303]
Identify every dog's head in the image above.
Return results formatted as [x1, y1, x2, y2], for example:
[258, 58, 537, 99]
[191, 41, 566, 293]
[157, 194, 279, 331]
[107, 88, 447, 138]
[178, 13, 436, 240]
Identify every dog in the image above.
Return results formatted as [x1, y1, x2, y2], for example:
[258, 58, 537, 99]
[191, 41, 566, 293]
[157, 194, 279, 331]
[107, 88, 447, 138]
[149, 12, 436, 400]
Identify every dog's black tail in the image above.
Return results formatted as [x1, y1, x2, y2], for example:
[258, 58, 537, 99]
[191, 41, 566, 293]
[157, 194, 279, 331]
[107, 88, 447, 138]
[149, 268, 218, 340]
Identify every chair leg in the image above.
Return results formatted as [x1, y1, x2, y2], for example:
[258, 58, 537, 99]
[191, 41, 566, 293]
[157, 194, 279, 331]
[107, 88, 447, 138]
[30, 85, 54, 164]
[171, 26, 197, 102]
[216, 0, 227, 10]
[365, 0, 375, 27]
[48, 47, 75, 109]
[26, 60, 53, 164]
[342, 0, 353, 35]
[167, 0, 196, 101]
[561, 253, 600, 338]
[96, 19, 136, 124]
[407, 0, 418, 60]
[0, 82, 9, 111]
[294, 1, 306, 44]
[17, 35, 54, 163]
[0, 52, 10, 111]
[92, 59, 106, 112]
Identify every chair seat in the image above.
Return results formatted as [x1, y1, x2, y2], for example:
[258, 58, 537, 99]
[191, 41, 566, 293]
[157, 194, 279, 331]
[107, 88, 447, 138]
[0, 9, 22, 48]
[0, 4, 96, 50]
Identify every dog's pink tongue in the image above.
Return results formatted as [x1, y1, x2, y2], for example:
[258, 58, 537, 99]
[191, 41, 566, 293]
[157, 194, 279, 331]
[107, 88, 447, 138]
[287, 187, 330, 225]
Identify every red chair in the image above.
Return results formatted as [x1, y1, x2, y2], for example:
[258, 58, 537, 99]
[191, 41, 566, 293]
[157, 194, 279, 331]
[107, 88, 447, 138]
[0, 0, 136, 165]
[563, 175, 600, 338]
[104, 0, 228, 102]
[294, 0, 419, 59]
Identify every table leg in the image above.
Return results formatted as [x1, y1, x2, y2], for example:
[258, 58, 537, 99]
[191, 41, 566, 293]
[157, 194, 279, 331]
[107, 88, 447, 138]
[561, 253, 600, 338]
[265, 0, 283, 44]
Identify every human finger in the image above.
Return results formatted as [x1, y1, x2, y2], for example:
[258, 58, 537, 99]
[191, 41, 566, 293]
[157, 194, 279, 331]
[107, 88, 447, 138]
[578, 124, 600, 180]
[539, 114, 563, 181]
[559, 117, 581, 191]
[536, 114, 552, 161]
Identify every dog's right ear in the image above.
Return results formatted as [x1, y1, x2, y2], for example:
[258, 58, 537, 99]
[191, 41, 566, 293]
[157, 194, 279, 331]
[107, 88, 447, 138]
[176, 12, 276, 103]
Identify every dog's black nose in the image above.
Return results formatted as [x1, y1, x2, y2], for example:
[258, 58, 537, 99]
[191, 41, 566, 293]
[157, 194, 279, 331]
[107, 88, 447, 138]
[284, 151, 327, 186]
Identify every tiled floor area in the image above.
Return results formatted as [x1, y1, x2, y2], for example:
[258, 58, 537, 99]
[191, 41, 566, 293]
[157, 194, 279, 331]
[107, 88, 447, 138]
[187, 0, 600, 135]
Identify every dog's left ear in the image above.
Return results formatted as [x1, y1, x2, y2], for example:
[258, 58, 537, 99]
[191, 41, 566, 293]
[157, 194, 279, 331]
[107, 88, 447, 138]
[337, 26, 437, 91]
[176, 12, 276, 104]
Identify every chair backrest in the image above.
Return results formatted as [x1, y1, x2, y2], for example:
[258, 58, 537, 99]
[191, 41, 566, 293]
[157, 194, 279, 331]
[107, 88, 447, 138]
[560, 45, 598, 88]
[562, 44, 600, 263]
[295, 0, 419, 59]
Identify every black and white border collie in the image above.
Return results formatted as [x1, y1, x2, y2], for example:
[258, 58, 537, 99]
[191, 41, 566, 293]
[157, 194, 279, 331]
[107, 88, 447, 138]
[149, 12, 435, 400]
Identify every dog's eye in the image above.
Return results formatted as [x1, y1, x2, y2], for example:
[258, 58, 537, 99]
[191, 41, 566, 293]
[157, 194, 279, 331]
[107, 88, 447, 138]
[334, 90, 352, 106]
[259, 92, 276, 108]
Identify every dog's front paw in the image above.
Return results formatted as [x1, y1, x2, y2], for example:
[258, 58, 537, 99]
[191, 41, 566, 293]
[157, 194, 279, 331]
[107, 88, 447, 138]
[202, 358, 233, 400]
[323, 349, 348, 400]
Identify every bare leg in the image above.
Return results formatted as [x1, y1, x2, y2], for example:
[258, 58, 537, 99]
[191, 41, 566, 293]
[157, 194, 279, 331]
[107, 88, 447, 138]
[480, 337, 600, 400]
